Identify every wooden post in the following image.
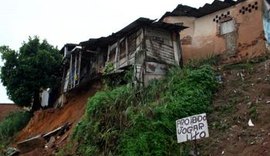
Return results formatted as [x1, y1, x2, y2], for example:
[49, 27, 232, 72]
[125, 38, 129, 65]
[176, 32, 184, 67]
[78, 51, 81, 84]
[69, 53, 73, 89]
[107, 45, 111, 62]
[194, 139, 198, 156]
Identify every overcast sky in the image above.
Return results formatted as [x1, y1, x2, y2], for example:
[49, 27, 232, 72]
[0, 0, 214, 103]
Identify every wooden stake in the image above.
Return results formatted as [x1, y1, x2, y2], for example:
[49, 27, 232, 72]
[194, 139, 198, 156]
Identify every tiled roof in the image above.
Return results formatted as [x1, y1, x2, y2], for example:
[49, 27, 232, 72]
[160, 0, 246, 20]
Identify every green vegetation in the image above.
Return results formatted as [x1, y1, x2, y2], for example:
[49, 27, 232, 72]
[187, 54, 219, 68]
[103, 67, 134, 89]
[0, 36, 62, 111]
[0, 111, 31, 152]
[249, 105, 258, 120]
[103, 62, 115, 74]
[72, 64, 218, 156]
[222, 63, 253, 71]
[55, 142, 74, 156]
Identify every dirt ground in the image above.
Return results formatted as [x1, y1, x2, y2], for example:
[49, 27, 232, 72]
[15, 81, 102, 156]
[200, 58, 270, 156]
[0, 104, 21, 121]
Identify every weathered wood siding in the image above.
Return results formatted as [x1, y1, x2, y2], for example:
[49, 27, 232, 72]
[145, 27, 176, 65]
[107, 28, 144, 70]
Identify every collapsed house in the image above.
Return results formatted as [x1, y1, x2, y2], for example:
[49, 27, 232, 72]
[60, 18, 186, 95]
[161, 0, 268, 63]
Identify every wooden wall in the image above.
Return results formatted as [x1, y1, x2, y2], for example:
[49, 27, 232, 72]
[145, 27, 178, 65]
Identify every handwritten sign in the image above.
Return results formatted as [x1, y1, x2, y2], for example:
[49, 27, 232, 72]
[176, 113, 209, 143]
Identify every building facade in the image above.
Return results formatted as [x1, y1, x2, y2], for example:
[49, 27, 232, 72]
[161, 0, 267, 63]
[60, 18, 185, 94]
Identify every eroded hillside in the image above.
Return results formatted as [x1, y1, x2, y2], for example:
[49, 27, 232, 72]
[200, 57, 270, 155]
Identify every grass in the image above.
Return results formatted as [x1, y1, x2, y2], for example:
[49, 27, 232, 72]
[0, 111, 31, 153]
[222, 63, 253, 71]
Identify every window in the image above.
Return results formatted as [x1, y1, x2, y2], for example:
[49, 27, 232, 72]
[220, 20, 235, 35]
[109, 48, 116, 62]
[119, 41, 126, 59]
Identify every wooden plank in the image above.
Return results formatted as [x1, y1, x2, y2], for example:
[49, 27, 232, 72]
[146, 54, 175, 65]
[147, 51, 175, 60]
[145, 39, 174, 51]
[119, 57, 126, 67]
[144, 27, 173, 46]
[146, 44, 175, 57]
[119, 60, 128, 68]
[115, 41, 120, 69]
[43, 123, 71, 140]
[110, 42, 118, 50]
[128, 37, 136, 54]
[129, 57, 135, 65]
[147, 54, 175, 63]
[119, 37, 125, 43]
[146, 47, 175, 58]
[145, 38, 173, 48]
[146, 45, 175, 59]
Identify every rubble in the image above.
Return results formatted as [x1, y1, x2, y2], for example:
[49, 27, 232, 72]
[17, 135, 46, 154]
[16, 123, 71, 154]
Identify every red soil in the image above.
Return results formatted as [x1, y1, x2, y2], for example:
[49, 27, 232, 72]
[16, 81, 102, 143]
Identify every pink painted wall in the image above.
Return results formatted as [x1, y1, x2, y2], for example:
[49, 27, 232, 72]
[163, 0, 266, 64]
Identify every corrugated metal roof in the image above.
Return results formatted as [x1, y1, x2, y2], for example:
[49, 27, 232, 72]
[160, 0, 246, 20]
[80, 17, 187, 48]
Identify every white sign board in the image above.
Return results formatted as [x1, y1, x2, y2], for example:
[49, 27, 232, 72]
[176, 113, 209, 143]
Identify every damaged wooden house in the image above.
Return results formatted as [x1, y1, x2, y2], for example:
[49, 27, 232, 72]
[60, 18, 186, 95]
[160, 0, 269, 63]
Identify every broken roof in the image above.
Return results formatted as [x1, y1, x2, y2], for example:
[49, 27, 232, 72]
[80, 17, 186, 48]
[60, 43, 78, 54]
[160, 0, 246, 20]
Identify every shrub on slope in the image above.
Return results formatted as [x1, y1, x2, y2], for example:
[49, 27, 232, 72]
[72, 65, 217, 156]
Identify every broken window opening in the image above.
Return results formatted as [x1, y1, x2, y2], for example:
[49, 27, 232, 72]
[219, 19, 235, 35]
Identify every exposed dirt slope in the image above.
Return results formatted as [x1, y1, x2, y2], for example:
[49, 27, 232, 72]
[15, 81, 102, 155]
[0, 104, 21, 121]
[200, 58, 270, 156]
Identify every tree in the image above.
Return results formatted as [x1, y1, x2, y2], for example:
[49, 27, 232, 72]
[0, 36, 62, 111]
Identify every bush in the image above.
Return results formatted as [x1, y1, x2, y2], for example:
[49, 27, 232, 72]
[72, 65, 218, 156]
[72, 85, 135, 155]
[0, 111, 31, 149]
